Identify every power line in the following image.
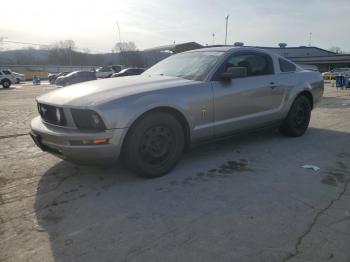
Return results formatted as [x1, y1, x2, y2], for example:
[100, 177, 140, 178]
[2, 40, 50, 46]
[2, 39, 116, 53]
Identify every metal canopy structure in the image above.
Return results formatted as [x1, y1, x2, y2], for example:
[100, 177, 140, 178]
[144, 42, 203, 54]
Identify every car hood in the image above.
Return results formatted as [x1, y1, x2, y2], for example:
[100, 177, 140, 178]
[37, 75, 196, 107]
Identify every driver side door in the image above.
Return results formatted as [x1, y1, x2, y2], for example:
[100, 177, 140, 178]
[211, 51, 285, 136]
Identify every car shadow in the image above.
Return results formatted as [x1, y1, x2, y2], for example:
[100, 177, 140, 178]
[33, 127, 350, 261]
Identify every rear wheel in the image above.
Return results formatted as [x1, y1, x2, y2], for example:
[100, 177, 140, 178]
[2, 80, 11, 88]
[122, 112, 185, 178]
[280, 95, 311, 137]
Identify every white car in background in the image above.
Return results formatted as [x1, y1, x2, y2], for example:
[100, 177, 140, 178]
[0, 69, 17, 88]
[95, 67, 114, 78]
[95, 65, 124, 78]
[12, 71, 26, 83]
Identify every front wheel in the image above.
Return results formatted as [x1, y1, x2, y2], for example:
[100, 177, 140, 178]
[280, 95, 311, 137]
[2, 80, 11, 88]
[122, 112, 185, 178]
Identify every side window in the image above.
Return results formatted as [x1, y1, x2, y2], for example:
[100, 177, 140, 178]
[83, 72, 92, 77]
[101, 67, 111, 72]
[0, 72, 2, 75]
[279, 58, 296, 72]
[3, 70, 11, 75]
[225, 53, 274, 77]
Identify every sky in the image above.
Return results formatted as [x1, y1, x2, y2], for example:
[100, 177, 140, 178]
[1, 0, 350, 53]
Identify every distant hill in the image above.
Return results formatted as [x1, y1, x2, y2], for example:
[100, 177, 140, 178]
[0, 49, 50, 64]
[0, 48, 168, 68]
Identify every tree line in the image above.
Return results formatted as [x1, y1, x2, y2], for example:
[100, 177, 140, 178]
[0, 39, 148, 67]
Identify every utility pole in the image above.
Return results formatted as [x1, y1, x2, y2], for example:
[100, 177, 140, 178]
[69, 45, 72, 66]
[225, 15, 229, 45]
[116, 21, 124, 65]
[116, 21, 122, 51]
[308, 32, 312, 47]
[212, 33, 215, 45]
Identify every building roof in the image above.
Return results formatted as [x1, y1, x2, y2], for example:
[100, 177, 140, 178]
[143, 42, 350, 66]
[145, 42, 339, 57]
[254, 46, 336, 55]
[290, 54, 350, 64]
[144, 42, 203, 53]
[202, 45, 337, 57]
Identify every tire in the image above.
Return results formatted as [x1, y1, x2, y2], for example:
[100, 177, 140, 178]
[2, 79, 11, 88]
[280, 95, 311, 137]
[122, 112, 185, 178]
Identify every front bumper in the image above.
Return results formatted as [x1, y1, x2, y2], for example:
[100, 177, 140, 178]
[30, 116, 127, 164]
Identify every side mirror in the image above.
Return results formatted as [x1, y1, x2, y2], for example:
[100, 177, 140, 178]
[220, 67, 247, 81]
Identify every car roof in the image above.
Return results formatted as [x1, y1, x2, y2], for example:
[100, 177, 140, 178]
[192, 46, 236, 52]
[187, 46, 279, 57]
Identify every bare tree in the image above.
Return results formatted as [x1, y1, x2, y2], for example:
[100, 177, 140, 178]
[52, 40, 76, 50]
[47, 40, 76, 65]
[329, 46, 343, 54]
[82, 48, 90, 54]
[113, 42, 137, 52]
[0, 37, 6, 51]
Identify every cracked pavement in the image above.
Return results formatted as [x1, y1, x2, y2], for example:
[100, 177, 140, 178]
[0, 83, 350, 262]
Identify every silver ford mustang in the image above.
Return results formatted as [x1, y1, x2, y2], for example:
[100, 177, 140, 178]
[30, 47, 324, 177]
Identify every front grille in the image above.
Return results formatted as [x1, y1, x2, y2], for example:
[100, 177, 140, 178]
[37, 103, 67, 126]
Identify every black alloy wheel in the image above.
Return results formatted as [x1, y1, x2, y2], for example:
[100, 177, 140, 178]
[280, 95, 311, 137]
[123, 112, 185, 178]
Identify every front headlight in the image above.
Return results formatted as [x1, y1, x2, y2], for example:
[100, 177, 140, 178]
[71, 109, 106, 130]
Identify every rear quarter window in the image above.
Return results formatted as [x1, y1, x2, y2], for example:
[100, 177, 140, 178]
[279, 58, 296, 72]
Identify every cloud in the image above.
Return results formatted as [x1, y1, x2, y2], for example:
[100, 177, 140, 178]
[1, 0, 350, 52]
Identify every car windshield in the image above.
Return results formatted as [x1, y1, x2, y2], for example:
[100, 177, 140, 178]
[66, 71, 79, 77]
[143, 51, 223, 81]
[118, 69, 129, 73]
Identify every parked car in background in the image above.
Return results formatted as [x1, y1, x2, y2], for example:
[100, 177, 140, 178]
[0, 70, 17, 88]
[322, 68, 350, 80]
[95, 65, 124, 78]
[11, 71, 26, 83]
[95, 67, 114, 78]
[111, 65, 123, 73]
[55, 71, 96, 87]
[48, 72, 70, 84]
[111, 68, 145, 77]
[31, 47, 323, 178]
